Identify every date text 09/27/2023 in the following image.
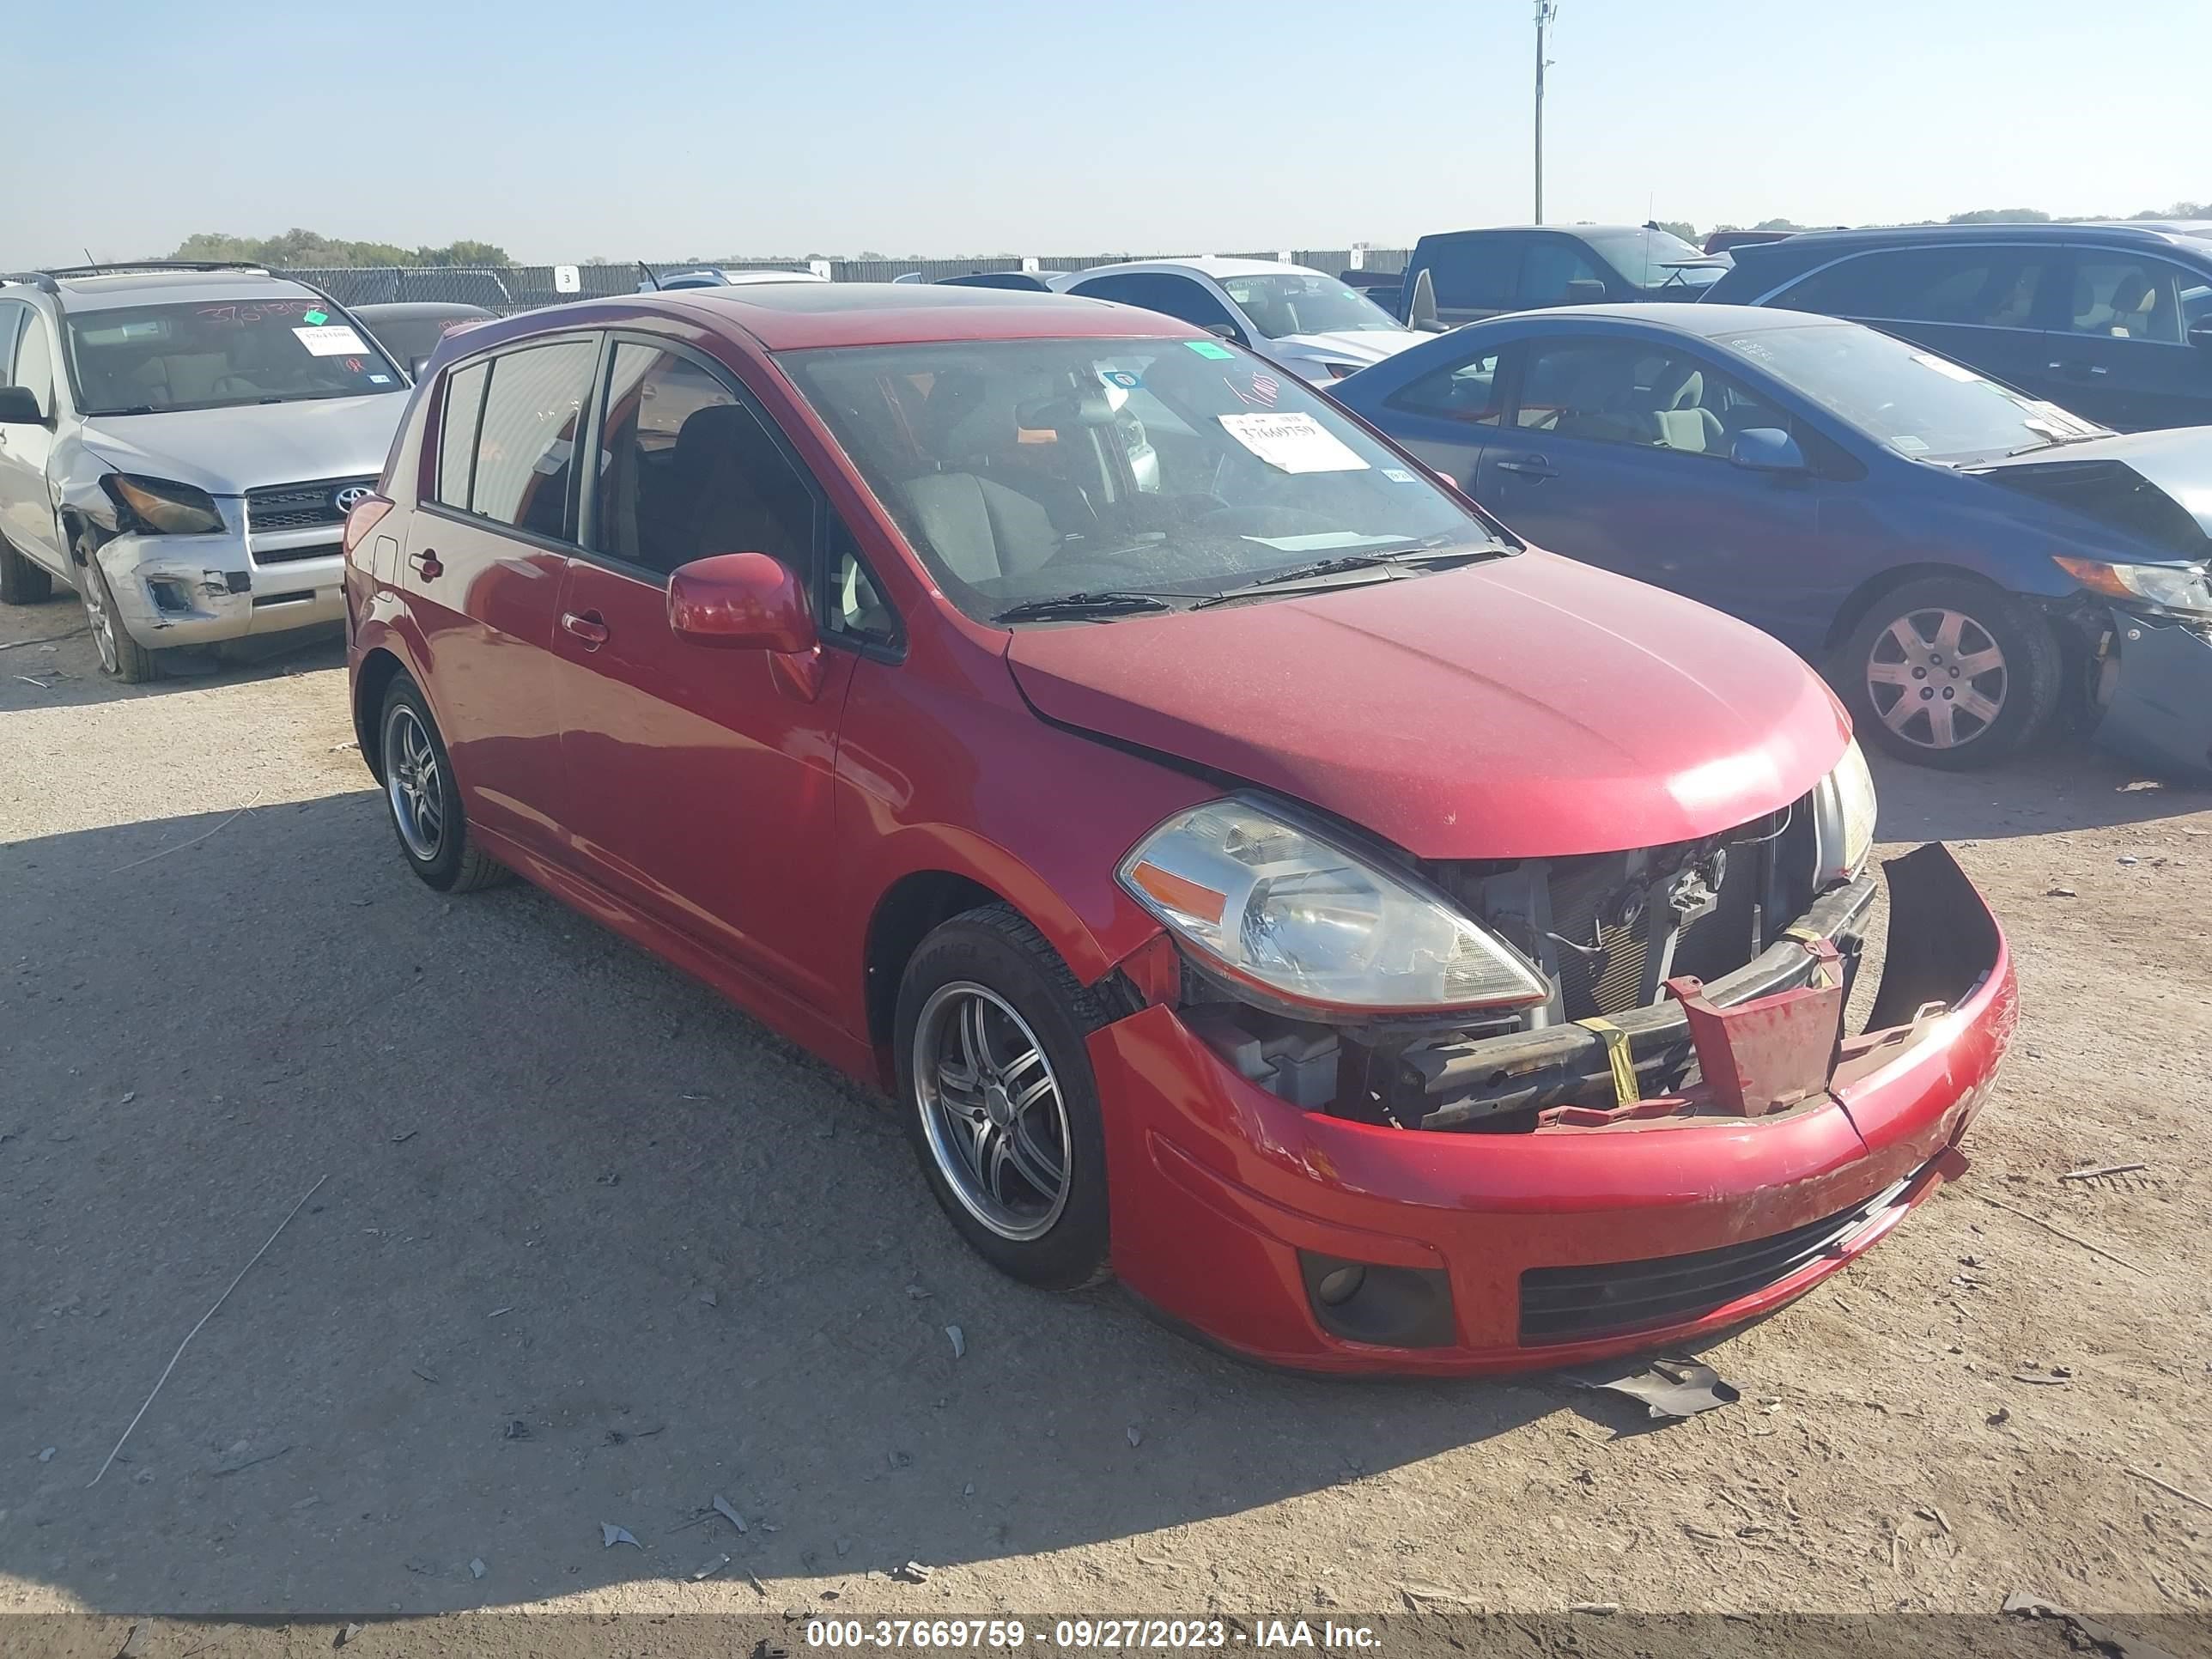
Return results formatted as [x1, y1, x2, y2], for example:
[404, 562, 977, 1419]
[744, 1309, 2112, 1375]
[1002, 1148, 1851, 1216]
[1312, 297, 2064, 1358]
[803, 1619, 1382, 1650]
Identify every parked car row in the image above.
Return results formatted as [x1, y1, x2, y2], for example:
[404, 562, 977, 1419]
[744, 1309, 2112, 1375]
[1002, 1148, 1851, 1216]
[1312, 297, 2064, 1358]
[0, 251, 2193, 1377]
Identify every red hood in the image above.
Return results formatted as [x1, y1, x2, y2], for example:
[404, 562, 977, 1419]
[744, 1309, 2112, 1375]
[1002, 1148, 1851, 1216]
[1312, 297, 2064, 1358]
[1004, 551, 1850, 860]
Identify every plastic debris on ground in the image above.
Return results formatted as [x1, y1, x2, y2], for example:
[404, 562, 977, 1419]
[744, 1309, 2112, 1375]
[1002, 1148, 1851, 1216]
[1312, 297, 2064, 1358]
[603, 1522, 642, 1549]
[1568, 1356, 1741, 1422]
[469, 1559, 487, 1580]
[713, 1494, 748, 1534]
[946, 1324, 965, 1358]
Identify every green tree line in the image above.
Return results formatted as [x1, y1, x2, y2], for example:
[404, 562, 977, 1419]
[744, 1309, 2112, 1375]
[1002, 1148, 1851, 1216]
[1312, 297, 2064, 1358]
[162, 229, 512, 267]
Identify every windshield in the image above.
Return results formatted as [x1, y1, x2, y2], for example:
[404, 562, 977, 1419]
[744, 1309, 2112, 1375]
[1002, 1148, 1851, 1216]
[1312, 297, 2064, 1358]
[1583, 228, 1728, 290]
[1720, 322, 2108, 463]
[1218, 272, 1405, 337]
[783, 337, 1509, 622]
[64, 299, 404, 415]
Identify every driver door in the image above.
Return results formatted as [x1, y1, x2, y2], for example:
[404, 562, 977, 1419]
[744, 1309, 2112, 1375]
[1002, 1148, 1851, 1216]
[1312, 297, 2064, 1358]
[550, 337, 858, 1009]
[0, 303, 67, 572]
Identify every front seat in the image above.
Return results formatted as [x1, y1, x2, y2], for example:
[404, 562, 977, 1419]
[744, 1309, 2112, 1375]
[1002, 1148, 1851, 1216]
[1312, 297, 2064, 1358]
[2106, 270, 2159, 339]
[666, 404, 806, 572]
[896, 472, 1059, 586]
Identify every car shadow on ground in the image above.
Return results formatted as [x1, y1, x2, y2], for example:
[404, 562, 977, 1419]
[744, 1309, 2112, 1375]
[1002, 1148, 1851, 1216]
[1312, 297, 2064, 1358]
[1866, 733, 2212, 843]
[0, 607, 343, 713]
[1, 795, 1583, 1616]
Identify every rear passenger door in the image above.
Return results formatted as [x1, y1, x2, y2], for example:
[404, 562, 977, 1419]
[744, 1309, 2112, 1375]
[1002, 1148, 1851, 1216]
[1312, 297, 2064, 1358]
[403, 334, 599, 862]
[2043, 249, 2212, 431]
[550, 336, 872, 1011]
[1768, 243, 2063, 404]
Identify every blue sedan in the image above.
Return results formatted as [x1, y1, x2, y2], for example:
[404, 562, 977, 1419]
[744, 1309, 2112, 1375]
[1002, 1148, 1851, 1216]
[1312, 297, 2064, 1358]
[1334, 303, 2212, 771]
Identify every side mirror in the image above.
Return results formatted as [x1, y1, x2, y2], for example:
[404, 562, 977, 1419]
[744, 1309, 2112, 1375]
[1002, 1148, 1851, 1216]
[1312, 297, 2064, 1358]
[0, 386, 46, 424]
[1729, 427, 1808, 473]
[1203, 321, 1249, 347]
[668, 552, 818, 653]
[2190, 322, 2212, 353]
[1407, 266, 1439, 332]
[1562, 276, 1608, 304]
[409, 355, 432, 377]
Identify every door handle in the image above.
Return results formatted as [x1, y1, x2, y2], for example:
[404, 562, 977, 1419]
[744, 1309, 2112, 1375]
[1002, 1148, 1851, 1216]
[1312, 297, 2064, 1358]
[1495, 454, 1557, 479]
[2046, 360, 2109, 377]
[407, 548, 443, 580]
[561, 610, 610, 647]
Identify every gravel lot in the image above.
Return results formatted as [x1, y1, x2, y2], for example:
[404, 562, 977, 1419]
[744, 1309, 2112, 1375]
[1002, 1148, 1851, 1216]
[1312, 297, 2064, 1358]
[2, 597, 2209, 1647]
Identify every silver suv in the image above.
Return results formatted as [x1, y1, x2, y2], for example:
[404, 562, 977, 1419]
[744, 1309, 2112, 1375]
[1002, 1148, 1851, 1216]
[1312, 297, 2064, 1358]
[0, 264, 410, 680]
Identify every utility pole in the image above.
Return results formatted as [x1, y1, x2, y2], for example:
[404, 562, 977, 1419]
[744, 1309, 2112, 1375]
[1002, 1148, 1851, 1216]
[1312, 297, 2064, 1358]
[1534, 0, 1558, 224]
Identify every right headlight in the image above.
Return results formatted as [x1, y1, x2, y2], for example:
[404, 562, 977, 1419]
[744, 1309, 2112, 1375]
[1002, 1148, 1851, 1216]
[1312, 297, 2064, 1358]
[1815, 738, 1879, 884]
[101, 474, 225, 536]
[1117, 798, 1548, 1016]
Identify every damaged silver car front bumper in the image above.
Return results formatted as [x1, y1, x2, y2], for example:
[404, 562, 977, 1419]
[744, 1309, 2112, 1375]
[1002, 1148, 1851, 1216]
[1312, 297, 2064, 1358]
[93, 495, 346, 649]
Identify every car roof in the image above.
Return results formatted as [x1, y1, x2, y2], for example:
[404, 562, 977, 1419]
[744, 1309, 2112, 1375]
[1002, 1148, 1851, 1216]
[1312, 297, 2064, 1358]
[1069, 257, 1321, 281]
[1420, 225, 1652, 240]
[1734, 221, 2212, 258]
[40, 270, 325, 313]
[348, 301, 495, 321]
[1461, 301, 1832, 337]
[429, 284, 1211, 362]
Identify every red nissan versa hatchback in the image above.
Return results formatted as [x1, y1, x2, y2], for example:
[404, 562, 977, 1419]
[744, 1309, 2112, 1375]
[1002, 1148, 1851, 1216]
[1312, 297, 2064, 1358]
[341, 284, 2014, 1375]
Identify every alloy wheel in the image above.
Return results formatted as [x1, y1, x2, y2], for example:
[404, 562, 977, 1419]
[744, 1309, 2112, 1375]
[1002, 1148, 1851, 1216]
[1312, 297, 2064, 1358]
[82, 571, 119, 674]
[1863, 606, 2008, 752]
[911, 982, 1073, 1242]
[384, 705, 447, 861]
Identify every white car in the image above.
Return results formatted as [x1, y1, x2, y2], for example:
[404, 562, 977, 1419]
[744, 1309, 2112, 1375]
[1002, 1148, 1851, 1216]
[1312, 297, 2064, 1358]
[637, 267, 829, 292]
[1055, 258, 1424, 384]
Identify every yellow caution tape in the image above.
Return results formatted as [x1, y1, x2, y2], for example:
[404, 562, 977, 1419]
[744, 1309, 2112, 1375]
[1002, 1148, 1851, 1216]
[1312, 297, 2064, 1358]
[1576, 1016, 1638, 1108]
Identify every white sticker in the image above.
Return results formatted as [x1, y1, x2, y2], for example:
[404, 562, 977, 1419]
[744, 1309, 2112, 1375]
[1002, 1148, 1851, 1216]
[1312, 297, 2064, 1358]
[368, 374, 392, 385]
[1218, 411, 1368, 474]
[1383, 467, 1417, 483]
[1889, 434, 1931, 454]
[1911, 352, 1981, 384]
[293, 324, 372, 357]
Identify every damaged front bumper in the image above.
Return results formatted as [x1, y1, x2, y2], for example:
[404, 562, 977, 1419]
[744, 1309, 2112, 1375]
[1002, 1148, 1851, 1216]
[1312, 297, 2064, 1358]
[90, 508, 345, 650]
[2093, 608, 2212, 782]
[1090, 843, 2014, 1375]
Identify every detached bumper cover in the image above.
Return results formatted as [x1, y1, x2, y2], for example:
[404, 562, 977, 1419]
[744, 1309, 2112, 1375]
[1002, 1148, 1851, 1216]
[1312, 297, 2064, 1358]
[1091, 843, 2014, 1375]
[2094, 611, 2212, 782]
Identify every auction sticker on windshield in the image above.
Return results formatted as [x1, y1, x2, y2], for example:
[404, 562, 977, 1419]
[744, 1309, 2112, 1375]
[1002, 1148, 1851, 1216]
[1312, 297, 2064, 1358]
[1218, 411, 1368, 474]
[294, 324, 374, 357]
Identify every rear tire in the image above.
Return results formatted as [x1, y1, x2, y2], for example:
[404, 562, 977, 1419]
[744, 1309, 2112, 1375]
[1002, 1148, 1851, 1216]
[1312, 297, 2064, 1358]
[1835, 576, 2060, 769]
[894, 902, 1114, 1291]
[378, 674, 508, 893]
[0, 534, 52, 605]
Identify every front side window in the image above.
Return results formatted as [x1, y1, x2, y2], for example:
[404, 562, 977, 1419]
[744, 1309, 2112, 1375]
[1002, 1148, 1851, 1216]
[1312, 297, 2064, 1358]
[467, 339, 596, 538]
[1580, 227, 1728, 294]
[1069, 274, 1238, 334]
[1386, 348, 1506, 425]
[1419, 237, 1521, 309]
[594, 343, 814, 581]
[2066, 257, 2194, 343]
[1719, 321, 2105, 463]
[1513, 338, 1785, 457]
[1781, 246, 2051, 329]
[62, 298, 404, 416]
[782, 337, 1509, 623]
[1520, 241, 1606, 307]
[1216, 273, 1403, 337]
[12, 311, 55, 416]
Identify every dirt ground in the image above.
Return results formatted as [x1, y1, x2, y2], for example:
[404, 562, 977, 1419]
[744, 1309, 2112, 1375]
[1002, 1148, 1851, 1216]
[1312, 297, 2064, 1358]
[2, 598, 2209, 1652]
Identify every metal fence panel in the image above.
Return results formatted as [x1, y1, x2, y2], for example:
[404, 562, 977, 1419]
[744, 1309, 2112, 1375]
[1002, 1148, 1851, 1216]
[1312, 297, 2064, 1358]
[276, 247, 1420, 314]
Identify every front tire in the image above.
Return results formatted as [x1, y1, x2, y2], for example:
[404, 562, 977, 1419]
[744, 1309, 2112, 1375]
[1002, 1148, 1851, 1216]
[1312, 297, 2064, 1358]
[1836, 576, 2060, 769]
[378, 675, 507, 893]
[894, 903, 1113, 1291]
[80, 553, 157, 683]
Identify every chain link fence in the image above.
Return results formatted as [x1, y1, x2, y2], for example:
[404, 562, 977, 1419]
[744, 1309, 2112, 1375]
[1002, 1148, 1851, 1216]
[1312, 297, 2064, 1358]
[282, 249, 1416, 314]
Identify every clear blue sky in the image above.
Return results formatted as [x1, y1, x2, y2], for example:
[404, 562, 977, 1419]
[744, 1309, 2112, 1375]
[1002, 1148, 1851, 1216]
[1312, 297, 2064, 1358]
[9, 0, 2206, 266]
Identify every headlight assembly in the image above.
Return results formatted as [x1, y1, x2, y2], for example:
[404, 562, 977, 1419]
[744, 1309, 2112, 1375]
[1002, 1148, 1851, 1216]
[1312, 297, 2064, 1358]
[1117, 798, 1547, 1015]
[1814, 737, 1879, 884]
[100, 474, 226, 536]
[2054, 556, 2212, 620]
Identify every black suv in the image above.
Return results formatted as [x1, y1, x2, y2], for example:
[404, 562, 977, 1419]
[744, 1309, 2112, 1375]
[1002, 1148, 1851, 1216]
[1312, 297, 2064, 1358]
[1700, 222, 2212, 432]
[1353, 225, 1729, 326]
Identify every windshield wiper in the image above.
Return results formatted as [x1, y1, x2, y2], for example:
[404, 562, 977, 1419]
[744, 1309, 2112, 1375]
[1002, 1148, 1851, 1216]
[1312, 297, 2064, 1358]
[991, 591, 1176, 623]
[2004, 429, 2112, 457]
[1194, 543, 1511, 606]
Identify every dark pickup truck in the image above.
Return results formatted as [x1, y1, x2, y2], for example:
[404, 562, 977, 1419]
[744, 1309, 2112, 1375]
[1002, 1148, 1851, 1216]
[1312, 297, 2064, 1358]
[1346, 224, 1730, 326]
